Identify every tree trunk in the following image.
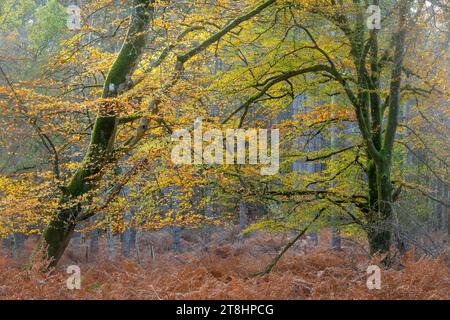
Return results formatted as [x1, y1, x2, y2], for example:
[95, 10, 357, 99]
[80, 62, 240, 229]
[107, 228, 116, 260]
[31, 0, 153, 270]
[239, 201, 248, 230]
[364, 0, 408, 257]
[121, 209, 136, 258]
[89, 220, 100, 255]
[331, 227, 342, 251]
[366, 159, 394, 255]
[171, 191, 181, 253]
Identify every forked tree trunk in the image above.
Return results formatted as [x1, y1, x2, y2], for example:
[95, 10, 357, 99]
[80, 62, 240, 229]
[31, 0, 153, 269]
[362, 0, 408, 257]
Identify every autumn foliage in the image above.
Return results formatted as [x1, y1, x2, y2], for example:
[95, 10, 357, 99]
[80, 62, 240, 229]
[0, 0, 449, 301]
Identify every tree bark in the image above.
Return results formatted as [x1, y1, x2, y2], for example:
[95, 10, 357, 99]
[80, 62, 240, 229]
[366, 0, 408, 255]
[31, 0, 153, 270]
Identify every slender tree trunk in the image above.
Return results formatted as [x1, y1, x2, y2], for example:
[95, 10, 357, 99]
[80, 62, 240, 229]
[331, 227, 342, 251]
[121, 208, 135, 258]
[239, 201, 248, 231]
[107, 228, 116, 260]
[30, 0, 153, 269]
[329, 104, 341, 250]
[238, 201, 248, 242]
[171, 197, 181, 253]
[89, 221, 100, 255]
[3, 233, 26, 258]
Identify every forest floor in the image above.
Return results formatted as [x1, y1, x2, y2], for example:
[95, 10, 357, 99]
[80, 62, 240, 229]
[0, 229, 449, 300]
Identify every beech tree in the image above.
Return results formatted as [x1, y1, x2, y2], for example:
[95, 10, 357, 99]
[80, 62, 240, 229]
[28, 0, 278, 269]
[207, 0, 448, 259]
[0, 0, 447, 271]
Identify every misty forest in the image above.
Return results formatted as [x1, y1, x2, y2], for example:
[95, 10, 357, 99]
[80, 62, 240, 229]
[0, 0, 448, 299]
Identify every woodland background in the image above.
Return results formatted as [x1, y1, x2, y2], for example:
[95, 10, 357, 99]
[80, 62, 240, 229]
[0, 0, 448, 299]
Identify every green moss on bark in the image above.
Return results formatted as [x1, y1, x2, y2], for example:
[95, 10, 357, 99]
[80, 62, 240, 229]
[32, 0, 153, 270]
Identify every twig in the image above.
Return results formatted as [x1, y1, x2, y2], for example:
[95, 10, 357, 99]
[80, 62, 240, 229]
[252, 209, 323, 276]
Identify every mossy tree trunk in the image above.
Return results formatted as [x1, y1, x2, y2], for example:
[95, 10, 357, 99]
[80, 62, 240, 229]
[30, 0, 278, 269]
[32, 0, 154, 269]
[361, 0, 409, 256]
[316, 0, 409, 256]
